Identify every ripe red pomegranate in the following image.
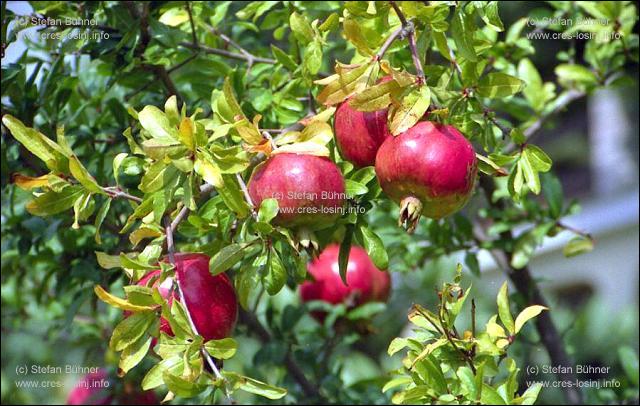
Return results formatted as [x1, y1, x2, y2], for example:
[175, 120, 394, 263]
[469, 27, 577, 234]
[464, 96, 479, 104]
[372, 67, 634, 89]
[333, 76, 393, 167]
[375, 121, 477, 233]
[248, 153, 345, 229]
[334, 104, 391, 168]
[66, 369, 112, 405]
[300, 244, 391, 310]
[132, 253, 238, 342]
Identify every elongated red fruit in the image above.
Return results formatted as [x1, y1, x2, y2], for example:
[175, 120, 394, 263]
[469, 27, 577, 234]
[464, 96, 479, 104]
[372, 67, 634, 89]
[375, 121, 477, 232]
[131, 253, 238, 342]
[300, 244, 391, 309]
[248, 153, 346, 229]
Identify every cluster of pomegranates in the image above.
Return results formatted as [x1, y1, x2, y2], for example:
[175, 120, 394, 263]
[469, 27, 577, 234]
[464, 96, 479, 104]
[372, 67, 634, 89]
[108, 75, 478, 387]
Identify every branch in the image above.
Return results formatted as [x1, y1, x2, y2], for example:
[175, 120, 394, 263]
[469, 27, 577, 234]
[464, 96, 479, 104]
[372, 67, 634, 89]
[102, 186, 143, 203]
[239, 309, 324, 400]
[180, 41, 276, 65]
[375, 26, 404, 61]
[389, 1, 425, 84]
[185, 1, 198, 47]
[475, 176, 583, 405]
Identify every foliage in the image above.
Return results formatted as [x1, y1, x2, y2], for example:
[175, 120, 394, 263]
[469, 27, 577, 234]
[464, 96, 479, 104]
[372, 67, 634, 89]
[385, 266, 545, 405]
[1, 1, 638, 405]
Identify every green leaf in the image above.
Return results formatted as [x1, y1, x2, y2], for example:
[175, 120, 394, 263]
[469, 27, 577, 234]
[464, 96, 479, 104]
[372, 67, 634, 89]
[304, 40, 323, 76]
[210, 243, 250, 275]
[290, 12, 314, 43]
[345, 179, 368, 196]
[497, 282, 515, 334]
[555, 64, 597, 87]
[481, 384, 507, 405]
[257, 198, 279, 224]
[542, 173, 563, 219]
[142, 356, 181, 390]
[204, 338, 238, 359]
[264, 248, 286, 295]
[139, 161, 180, 194]
[477, 73, 524, 98]
[338, 224, 355, 284]
[514, 305, 548, 334]
[26, 185, 84, 216]
[2, 114, 68, 172]
[194, 155, 223, 188]
[162, 372, 207, 398]
[138, 106, 179, 140]
[479, 2, 504, 31]
[109, 311, 156, 351]
[271, 45, 297, 71]
[69, 156, 104, 194]
[94, 198, 112, 244]
[119, 335, 152, 375]
[217, 174, 251, 218]
[518, 58, 544, 111]
[518, 383, 542, 405]
[562, 236, 594, 257]
[389, 86, 431, 135]
[222, 371, 287, 400]
[358, 225, 389, 269]
[95, 252, 122, 269]
[451, 8, 477, 62]
[457, 366, 479, 400]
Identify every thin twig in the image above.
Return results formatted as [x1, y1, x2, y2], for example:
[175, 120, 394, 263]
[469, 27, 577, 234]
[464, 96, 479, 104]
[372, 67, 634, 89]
[235, 173, 256, 217]
[389, 1, 425, 84]
[180, 41, 276, 65]
[375, 26, 404, 60]
[103, 186, 143, 203]
[185, 1, 198, 47]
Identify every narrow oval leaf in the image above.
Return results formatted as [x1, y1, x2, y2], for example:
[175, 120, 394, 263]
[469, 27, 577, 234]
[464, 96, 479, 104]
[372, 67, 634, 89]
[389, 86, 431, 135]
[514, 305, 548, 334]
[94, 285, 155, 312]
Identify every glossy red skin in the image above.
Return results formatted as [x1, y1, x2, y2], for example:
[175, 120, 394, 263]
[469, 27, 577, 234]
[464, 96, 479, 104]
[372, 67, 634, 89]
[66, 369, 112, 405]
[300, 244, 391, 308]
[334, 76, 393, 167]
[248, 153, 346, 228]
[375, 121, 478, 219]
[334, 103, 391, 167]
[132, 253, 238, 342]
[173, 253, 238, 341]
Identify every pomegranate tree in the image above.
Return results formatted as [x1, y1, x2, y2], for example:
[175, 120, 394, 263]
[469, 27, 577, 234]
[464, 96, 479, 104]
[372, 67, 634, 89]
[375, 121, 477, 233]
[300, 244, 391, 310]
[248, 153, 346, 229]
[133, 253, 238, 341]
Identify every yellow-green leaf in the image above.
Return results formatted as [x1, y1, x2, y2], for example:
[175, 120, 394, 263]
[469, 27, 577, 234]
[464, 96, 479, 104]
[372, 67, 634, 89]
[514, 305, 548, 334]
[389, 86, 431, 135]
[94, 285, 155, 312]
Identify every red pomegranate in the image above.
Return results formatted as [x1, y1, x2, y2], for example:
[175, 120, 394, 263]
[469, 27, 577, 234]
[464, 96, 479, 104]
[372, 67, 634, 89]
[66, 369, 112, 405]
[300, 244, 391, 310]
[132, 253, 238, 342]
[333, 76, 393, 167]
[248, 153, 345, 229]
[375, 121, 477, 232]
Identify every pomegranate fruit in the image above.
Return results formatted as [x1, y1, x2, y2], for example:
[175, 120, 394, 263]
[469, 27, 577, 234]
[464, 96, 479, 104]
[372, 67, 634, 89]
[300, 244, 391, 311]
[66, 369, 112, 405]
[132, 253, 238, 342]
[248, 153, 345, 229]
[334, 103, 391, 168]
[375, 121, 477, 233]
